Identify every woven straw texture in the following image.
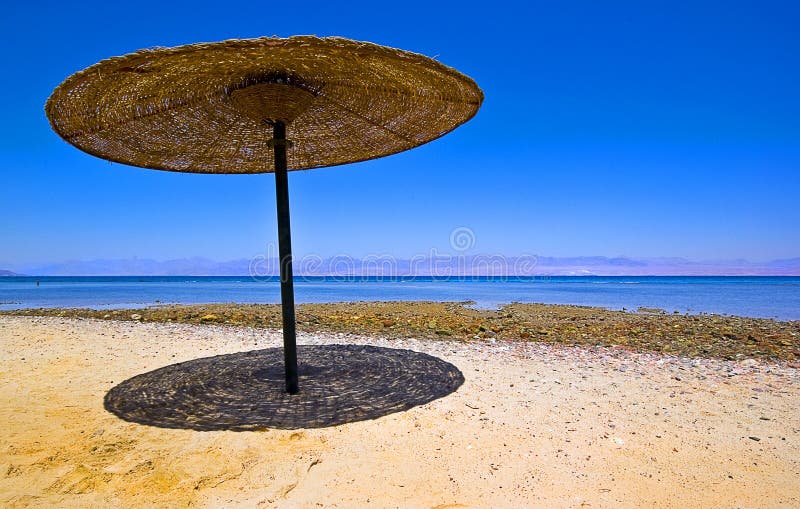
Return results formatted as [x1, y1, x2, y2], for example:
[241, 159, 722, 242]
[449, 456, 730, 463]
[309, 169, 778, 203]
[45, 36, 483, 173]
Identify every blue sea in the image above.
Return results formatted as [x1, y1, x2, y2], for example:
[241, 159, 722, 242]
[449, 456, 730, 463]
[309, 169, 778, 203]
[1, 276, 798, 321]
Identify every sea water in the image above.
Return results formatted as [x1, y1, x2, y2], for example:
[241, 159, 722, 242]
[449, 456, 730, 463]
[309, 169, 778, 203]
[0, 276, 798, 321]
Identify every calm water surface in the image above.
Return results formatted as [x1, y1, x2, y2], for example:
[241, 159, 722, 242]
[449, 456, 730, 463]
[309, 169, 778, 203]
[1, 276, 798, 321]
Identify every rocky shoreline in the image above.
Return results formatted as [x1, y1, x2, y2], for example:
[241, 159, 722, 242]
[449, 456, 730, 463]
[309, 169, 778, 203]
[4, 301, 799, 362]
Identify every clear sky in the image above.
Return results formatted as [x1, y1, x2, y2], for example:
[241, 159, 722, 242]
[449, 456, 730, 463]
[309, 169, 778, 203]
[1, 1, 798, 266]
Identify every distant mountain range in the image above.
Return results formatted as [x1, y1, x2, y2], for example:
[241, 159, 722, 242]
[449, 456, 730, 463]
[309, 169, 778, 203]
[3, 255, 800, 276]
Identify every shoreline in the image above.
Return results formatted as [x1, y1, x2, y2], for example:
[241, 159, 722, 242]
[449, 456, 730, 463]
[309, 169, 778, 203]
[3, 275, 800, 321]
[4, 301, 799, 362]
[1, 314, 798, 507]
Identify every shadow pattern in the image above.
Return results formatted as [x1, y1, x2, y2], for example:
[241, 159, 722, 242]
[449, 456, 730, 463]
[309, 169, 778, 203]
[104, 344, 464, 430]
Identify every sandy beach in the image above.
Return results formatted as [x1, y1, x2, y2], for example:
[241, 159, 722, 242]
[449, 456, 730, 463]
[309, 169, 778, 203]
[1, 314, 799, 508]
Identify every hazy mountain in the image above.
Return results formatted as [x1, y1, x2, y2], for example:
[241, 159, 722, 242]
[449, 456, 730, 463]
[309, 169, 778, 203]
[14, 257, 253, 276]
[0, 269, 24, 276]
[531, 257, 800, 276]
[7, 255, 800, 276]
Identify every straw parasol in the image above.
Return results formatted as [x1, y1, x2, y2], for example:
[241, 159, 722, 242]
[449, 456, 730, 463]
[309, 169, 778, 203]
[46, 35, 483, 394]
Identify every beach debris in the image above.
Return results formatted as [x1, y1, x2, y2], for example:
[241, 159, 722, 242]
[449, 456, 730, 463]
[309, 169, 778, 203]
[307, 458, 321, 472]
[638, 307, 666, 314]
[130, 314, 142, 321]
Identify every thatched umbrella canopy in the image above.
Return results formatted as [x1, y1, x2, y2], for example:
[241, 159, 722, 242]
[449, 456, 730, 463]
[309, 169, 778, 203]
[46, 36, 482, 173]
[46, 36, 483, 393]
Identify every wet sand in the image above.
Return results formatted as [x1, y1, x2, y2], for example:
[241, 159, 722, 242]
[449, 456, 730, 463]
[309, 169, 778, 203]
[1, 314, 799, 508]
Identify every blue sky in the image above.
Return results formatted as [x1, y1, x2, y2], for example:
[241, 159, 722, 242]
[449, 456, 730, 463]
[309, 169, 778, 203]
[1, 1, 798, 266]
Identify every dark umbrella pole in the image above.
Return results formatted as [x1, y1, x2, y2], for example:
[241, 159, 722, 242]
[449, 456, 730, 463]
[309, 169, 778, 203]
[46, 36, 483, 398]
[272, 121, 299, 394]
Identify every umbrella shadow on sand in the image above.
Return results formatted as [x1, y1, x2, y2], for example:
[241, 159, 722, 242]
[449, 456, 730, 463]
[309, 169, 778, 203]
[104, 344, 464, 431]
